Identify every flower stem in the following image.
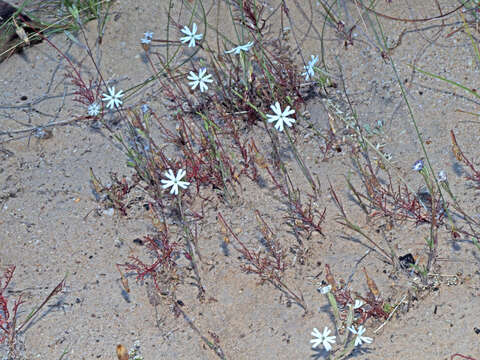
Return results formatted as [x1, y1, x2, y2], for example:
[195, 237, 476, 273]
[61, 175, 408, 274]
[176, 194, 205, 298]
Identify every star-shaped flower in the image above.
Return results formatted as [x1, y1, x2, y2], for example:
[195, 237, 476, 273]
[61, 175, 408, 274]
[180, 23, 203, 47]
[102, 86, 124, 110]
[225, 41, 254, 54]
[187, 68, 213, 93]
[88, 102, 100, 116]
[161, 169, 190, 195]
[266, 102, 296, 132]
[310, 327, 336, 352]
[348, 325, 373, 347]
[302, 54, 319, 81]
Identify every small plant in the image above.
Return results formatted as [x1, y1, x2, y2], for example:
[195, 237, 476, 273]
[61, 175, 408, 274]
[265, 165, 325, 239]
[0, 265, 65, 359]
[309, 266, 381, 359]
[218, 211, 306, 310]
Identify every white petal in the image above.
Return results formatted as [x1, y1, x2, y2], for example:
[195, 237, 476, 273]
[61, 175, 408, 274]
[178, 181, 190, 189]
[177, 169, 186, 180]
[266, 116, 277, 123]
[283, 106, 295, 116]
[310, 338, 322, 348]
[361, 336, 373, 344]
[225, 46, 239, 54]
[318, 285, 331, 294]
[166, 169, 175, 180]
[181, 26, 191, 36]
[323, 341, 332, 351]
[283, 118, 295, 128]
[311, 328, 322, 337]
[270, 102, 281, 115]
[357, 326, 366, 336]
[187, 71, 198, 79]
[322, 327, 331, 337]
[161, 180, 173, 189]
[190, 81, 199, 90]
[354, 299, 364, 309]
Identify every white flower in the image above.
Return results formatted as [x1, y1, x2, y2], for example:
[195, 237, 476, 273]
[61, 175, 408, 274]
[141, 36, 151, 44]
[266, 102, 296, 132]
[438, 170, 447, 182]
[310, 327, 336, 352]
[412, 159, 424, 172]
[187, 68, 213, 93]
[225, 41, 254, 54]
[102, 86, 124, 110]
[353, 299, 364, 309]
[302, 55, 319, 81]
[318, 285, 331, 294]
[348, 325, 373, 346]
[180, 23, 203, 47]
[161, 169, 190, 195]
[88, 102, 100, 116]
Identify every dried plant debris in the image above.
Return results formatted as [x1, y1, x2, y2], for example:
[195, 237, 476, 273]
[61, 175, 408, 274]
[0, 0, 42, 62]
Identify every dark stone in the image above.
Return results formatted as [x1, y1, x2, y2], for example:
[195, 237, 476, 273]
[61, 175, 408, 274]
[398, 253, 415, 270]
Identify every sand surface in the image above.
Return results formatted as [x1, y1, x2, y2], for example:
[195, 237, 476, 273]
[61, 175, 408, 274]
[1, 0, 480, 359]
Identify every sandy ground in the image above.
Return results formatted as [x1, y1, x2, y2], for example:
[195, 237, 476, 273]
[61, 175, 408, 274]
[1, 0, 480, 359]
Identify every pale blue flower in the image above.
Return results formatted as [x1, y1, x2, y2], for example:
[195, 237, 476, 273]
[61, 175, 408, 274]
[412, 159, 424, 172]
[141, 31, 154, 44]
[302, 55, 319, 81]
[88, 102, 100, 116]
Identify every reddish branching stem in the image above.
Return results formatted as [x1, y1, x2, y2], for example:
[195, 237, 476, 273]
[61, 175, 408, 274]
[218, 212, 306, 310]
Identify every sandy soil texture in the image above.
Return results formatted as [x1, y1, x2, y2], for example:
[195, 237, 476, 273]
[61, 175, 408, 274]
[1, 0, 480, 359]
